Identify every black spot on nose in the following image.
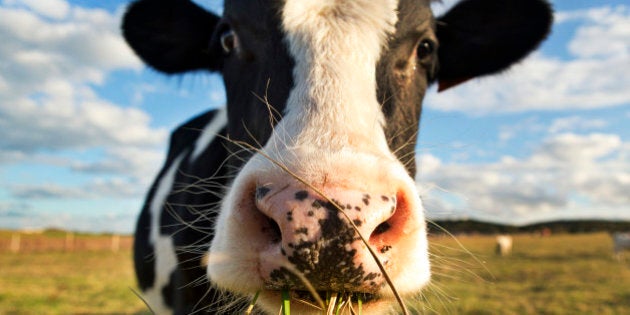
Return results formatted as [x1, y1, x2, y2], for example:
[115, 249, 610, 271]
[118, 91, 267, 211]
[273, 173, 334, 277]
[295, 190, 309, 201]
[362, 194, 371, 206]
[372, 221, 391, 236]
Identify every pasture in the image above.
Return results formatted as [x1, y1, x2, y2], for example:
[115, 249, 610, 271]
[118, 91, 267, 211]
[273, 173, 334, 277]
[0, 231, 628, 314]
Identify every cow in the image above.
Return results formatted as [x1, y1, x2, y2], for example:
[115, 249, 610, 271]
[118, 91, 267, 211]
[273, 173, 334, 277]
[122, 0, 552, 313]
[612, 232, 630, 259]
[495, 235, 513, 256]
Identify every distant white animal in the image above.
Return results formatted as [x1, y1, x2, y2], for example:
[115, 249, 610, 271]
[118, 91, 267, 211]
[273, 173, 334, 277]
[496, 235, 513, 256]
[612, 232, 630, 258]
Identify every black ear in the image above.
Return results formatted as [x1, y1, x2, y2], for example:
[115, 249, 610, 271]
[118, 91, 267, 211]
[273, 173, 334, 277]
[436, 0, 553, 91]
[122, 0, 222, 74]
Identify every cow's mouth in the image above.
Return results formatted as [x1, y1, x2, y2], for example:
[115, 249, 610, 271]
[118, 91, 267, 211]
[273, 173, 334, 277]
[271, 289, 378, 310]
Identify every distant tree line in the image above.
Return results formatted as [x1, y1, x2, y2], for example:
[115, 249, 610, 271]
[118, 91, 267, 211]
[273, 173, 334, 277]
[429, 219, 630, 235]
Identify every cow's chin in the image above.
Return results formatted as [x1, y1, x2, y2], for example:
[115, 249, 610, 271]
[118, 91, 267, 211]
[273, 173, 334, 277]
[256, 289, 394, 315]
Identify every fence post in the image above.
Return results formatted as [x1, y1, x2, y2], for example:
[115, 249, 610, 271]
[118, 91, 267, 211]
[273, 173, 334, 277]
[10, 233, 21, 253]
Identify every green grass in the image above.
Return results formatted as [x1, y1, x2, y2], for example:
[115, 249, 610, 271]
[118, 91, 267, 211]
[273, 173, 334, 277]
[1, 232, 628, 314]
[0, 249, 149, 314]
[422, 233, 630, 315]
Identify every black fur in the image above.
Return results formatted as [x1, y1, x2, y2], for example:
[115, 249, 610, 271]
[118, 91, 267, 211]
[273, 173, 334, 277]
[437, 0, 554, 82]
[122, 0, 221, 73]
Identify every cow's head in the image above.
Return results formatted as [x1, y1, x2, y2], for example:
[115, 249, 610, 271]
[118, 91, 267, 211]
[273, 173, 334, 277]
[123, 0, 552, 313]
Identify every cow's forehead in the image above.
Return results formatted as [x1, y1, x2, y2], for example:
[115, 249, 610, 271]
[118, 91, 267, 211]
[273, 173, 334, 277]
[223, 0, 281, 29]
[222, 0, 434, 35]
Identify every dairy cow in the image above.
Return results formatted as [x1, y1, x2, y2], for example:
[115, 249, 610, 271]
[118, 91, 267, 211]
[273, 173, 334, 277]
[496, 235, 513, 256]
[612, 232, 630, 258]
[122, 0, 552, 313]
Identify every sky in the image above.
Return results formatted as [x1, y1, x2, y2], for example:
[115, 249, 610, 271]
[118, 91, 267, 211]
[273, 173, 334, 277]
[0, 0, 628, 233]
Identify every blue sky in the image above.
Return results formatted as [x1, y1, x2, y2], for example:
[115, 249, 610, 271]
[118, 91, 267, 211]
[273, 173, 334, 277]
[0, 0, 628, 233]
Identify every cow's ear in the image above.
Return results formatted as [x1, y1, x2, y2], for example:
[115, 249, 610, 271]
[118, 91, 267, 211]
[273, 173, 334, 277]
[122, 0, 222, 74]
[436, 0, 553, 92]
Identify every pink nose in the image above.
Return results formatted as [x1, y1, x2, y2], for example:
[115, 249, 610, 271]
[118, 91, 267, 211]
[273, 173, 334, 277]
[254, 183, 408, 292]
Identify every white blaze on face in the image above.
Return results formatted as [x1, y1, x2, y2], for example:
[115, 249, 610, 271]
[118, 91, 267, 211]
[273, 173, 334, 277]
[277, 0, 399, 152]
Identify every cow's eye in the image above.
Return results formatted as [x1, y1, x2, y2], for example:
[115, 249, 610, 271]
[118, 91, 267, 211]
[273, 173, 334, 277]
[220, 29, 238, 54]
[416, 39, 435, 60]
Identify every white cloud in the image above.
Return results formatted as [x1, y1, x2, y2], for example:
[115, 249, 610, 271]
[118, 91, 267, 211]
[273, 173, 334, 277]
[566, 6, 630, 59]
[1, 84, 167, 152]
[0, 150, 27, 164]
[548, 116, 607, 133]
[10, 184, 87, 199]
[533, 133, 621, 164]
[425, 5, 630, 114]
[72, 146, 165, 186]
[7, 174, 152, 200]
[498, 116, 546, 142]
[0, 1, 167, 208]
[0, 4, 141, 92]
[419, 132, 630, 224]
[0, 2, 157, 153]
[3, 0, 70, 20]
[0, 200, 138, 233]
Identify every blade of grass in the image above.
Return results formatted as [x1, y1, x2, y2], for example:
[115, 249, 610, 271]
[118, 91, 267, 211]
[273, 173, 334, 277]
[245, 290, 261, 315]
[129, 287, 156, 315]
[334, 295, 345, 315]
[326, 292, 338, 315]
[282, 289, 291, 315]
[274, 262, 325, 309]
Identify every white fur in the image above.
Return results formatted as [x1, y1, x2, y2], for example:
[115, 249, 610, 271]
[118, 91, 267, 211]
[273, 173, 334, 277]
[144, 236, 178, 315]
[278, 0, 398, 153]
[144, 153, 186, 315]
[496, 235, 513, 256]
[190, 107, 227, 162]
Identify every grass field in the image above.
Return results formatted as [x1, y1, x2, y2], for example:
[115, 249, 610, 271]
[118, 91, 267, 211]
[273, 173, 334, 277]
[422, 233, 630, 315]
[0, 232, 628, 314]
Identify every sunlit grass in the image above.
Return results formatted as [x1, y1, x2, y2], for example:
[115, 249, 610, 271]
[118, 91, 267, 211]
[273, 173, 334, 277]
[273, 290, 363, 315]
[1, 232, 628, 314]
[0, 249, 149, 314]
[422, 232, 630, 314]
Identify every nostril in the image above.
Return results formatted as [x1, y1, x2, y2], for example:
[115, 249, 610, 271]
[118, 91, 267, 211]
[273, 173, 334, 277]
[368, 189, 410, 244]
[262, 214, 282, 244]
[254, 185, 282, 244]
[371, 221, 392, 236]
[256, 186, 271, 200]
